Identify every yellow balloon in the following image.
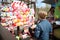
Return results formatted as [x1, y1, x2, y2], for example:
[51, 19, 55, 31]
[23, 22, 26, 25]
[23, 15, 27, 19]
[17, 19, 20, 23]
[20, 11, 23, 15]
[1, 23, 7, 26]
[16, 22, 23, 26]
[4, 8, 6, 11]
[6, 8, 9, 11]
[3, 13, 6, 16]
[16, 22, 20, 26]
[13, 19, 17, 23]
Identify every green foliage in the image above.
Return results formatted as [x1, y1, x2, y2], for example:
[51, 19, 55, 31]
[54, 0, 60, 18]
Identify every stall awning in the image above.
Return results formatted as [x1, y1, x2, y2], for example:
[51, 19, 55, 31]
[42, 0, 58, 7]
[42, 0, 57, 4]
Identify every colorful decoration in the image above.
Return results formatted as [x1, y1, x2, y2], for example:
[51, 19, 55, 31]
[1, 1, 35, 28]
[11, 1, 35, 27]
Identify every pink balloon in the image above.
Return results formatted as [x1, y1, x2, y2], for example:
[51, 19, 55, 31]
[26, 17, 29, 21]
[17, 15, 22, 19]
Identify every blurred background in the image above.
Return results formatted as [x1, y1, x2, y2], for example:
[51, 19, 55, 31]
[0, 0, 60, 40]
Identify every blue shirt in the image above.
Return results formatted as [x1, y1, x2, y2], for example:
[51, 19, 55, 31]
[34, 19, 52, 40]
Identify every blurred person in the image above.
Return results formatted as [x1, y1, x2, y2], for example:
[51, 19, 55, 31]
[30, 11, 52, 40]
[47, 7, 55, 22]
[0, 24, 17, 40]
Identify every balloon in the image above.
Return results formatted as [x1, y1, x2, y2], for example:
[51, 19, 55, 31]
[23, 15, 27, 19]
[23, 22, 26, 25]
[20, 11, 24, 15]
[1, 23, 7, 26]
[16, 22, 23, 26]
[26, 17, 29, 21]
[16, 22, 20, 26]
[13, 19, 17, 23]
[17, 15, 22, 19]
[23, 19, 26, 22]
[17, 19, 20, 23]
[6, 8, 10, 12]
[3, 13, 6, 16]
[12, 23, 16, 26]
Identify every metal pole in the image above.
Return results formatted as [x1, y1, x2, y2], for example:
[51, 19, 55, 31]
[17, 26, 20, 36]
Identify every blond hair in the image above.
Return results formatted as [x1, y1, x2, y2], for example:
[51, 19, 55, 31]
[38, 11, 47, 19]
